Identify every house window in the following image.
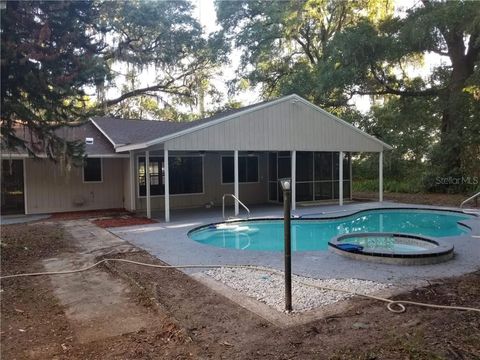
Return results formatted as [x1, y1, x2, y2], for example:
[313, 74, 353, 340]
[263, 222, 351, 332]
[222, 155, 259, 183]
[83, 158, 102, 182]
[138, 156, 203, 196]
[138, 157, 163, 196]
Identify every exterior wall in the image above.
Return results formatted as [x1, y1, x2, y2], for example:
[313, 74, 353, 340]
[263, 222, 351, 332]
[135, 152, 269, 211]
[164, 100, 384, 152]
[25, 158, 125, 214]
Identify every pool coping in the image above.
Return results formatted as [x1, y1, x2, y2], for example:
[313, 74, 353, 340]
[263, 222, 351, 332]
[187, 207, 476, 248]
[187, 207, 474, 236]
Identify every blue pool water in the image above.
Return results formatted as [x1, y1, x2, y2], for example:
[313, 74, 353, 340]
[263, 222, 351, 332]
[188, 209, 472, 252]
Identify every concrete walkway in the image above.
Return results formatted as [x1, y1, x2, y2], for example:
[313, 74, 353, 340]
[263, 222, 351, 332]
[42, 220, 152, 343]
[1, 214, 50, 225]
[110, 202, 480, 287]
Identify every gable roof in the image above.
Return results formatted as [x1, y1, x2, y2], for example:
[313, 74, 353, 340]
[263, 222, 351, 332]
[101, 94, 391, 152]
[90, 99, 273, 149]
[2, 121, 119, 157]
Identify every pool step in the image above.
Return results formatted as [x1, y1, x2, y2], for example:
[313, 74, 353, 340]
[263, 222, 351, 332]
[463, 209, 480, 215]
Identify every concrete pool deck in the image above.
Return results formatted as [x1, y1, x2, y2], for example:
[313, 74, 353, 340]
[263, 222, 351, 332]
[109, 202, 480, 287]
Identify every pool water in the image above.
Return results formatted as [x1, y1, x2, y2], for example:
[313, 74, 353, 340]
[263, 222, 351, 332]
[188, 209, 472, 252]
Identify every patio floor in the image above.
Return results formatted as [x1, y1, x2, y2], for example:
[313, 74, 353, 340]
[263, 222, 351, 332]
[109, 201, 480, 287]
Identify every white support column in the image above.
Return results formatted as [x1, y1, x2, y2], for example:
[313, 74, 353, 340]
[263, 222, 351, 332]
[164, 148, 170, 222]
[129, 151, 136, 211]
[349, 153, 353, 200]
[379, 151, 384, 202]
[234, 150, 239, 216]
[145, 151, 151, 219]
[339, 151, 344, 206]
[291, 150, 296, 210]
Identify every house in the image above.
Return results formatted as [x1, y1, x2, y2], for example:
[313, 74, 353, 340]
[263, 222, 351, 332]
[1, 94, 391, 220]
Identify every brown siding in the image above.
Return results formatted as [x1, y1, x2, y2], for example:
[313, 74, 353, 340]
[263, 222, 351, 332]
[25, 158, 124, 214]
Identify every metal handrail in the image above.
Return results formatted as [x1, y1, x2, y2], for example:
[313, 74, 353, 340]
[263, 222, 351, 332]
[460, 191, 480, 208]
[222, 194, 251, 219]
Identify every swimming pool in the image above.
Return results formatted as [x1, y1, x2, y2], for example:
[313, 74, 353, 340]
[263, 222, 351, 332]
[188, 209, 473, 252]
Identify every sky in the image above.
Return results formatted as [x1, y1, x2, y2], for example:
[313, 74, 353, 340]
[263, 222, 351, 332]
[191, 0, 447, 113]
[107, 0, 448, 116]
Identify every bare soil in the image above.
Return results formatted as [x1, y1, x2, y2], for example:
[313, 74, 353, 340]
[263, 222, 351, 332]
[1, 216, 480, 359]
[354, 191, 478, 208]
[91, 216, 157, 228]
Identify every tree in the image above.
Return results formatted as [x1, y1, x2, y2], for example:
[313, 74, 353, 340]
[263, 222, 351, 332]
[1, 1, 107, 162]
[1, 0, 227, 162]
[325, 0, 480, 182]
[215, 0, 393, 107]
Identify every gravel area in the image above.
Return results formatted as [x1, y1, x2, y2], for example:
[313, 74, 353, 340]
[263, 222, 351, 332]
[204, 268, 390, 313]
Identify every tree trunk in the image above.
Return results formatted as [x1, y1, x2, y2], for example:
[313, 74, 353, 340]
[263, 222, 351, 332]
[437, 31, 476, 176]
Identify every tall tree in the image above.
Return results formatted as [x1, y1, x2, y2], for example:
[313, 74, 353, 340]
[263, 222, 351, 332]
[215, 0, 393, 107]
[326, 0, 480, 182]
[1, 0, 227, 161]
[1, 1, 107, 161]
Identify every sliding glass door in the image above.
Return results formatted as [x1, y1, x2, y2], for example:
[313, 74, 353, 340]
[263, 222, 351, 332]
[268, 151, 351, 203]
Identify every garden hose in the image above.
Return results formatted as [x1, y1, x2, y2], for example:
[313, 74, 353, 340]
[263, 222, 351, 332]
[1, 258, 479, 314]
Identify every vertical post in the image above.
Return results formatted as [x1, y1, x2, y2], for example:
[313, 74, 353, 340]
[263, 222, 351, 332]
[129, 151, 136, 211]
[283, 186, 292, 312]
[291, 150, 296, 211]
[349, 153, 353, 200]
[164, 148, 170, 222]
[339, 151, 344, 206]
[145, 151, 151, 219]
[234, 150, 239, 216]
[379, 151, 384, 202]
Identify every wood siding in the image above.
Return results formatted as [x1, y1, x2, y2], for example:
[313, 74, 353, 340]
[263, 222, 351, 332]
[164, 100, 384, 152]
[25, 158, 124, 214]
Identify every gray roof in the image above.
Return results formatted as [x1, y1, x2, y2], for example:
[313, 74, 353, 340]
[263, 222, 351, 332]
[91, 100, 271, 147]
[57, 122, 117, 155]
[4, 121, 116, 156]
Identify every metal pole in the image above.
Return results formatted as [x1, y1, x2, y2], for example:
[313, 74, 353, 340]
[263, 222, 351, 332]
[284, 188, 292, 312]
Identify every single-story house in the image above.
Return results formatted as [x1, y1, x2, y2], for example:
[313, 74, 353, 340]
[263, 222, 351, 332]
[1, 94, 391, 221]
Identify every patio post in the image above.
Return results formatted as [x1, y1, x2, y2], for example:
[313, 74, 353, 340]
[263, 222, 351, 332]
[164, 148, 170, 222]
[145, 150, 151, 219]
[291, 150, 296, 211]
[129, 151, 136, 211]
[234, 150, 239, 216]
[339, 151, 344, 206]
[379, 151, 384, 202]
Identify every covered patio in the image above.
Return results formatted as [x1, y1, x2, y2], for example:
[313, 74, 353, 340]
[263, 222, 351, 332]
[111, 95, 391, 222]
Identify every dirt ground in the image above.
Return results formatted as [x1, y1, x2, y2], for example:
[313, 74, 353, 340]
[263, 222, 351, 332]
[354, 191, 478, 208]
[1, 217, 479, 359]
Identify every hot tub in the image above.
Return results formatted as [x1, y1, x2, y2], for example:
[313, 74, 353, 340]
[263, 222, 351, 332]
[328, 233, 454, 265]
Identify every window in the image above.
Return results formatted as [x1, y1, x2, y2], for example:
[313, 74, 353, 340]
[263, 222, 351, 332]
[138, 157, 163, 196]
[169, 157, 203, 194]
[138, 156, 203, 196]
[222, 155, 259, 183]
[83, 158, 102, 182]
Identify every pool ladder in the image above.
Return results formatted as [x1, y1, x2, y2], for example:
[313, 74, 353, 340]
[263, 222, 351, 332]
[460, 192, 480, 210]
[222, 194, 250, 220]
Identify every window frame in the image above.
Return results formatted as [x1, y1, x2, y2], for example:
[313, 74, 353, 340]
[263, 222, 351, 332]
[82, 158, 103, 183]
[136, 154, 205, 198]
[220, 154, 260, 185]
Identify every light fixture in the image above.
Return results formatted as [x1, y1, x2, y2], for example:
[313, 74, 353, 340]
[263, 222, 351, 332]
[279, 177, 292, 312]
[279, 178, 291, 191]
